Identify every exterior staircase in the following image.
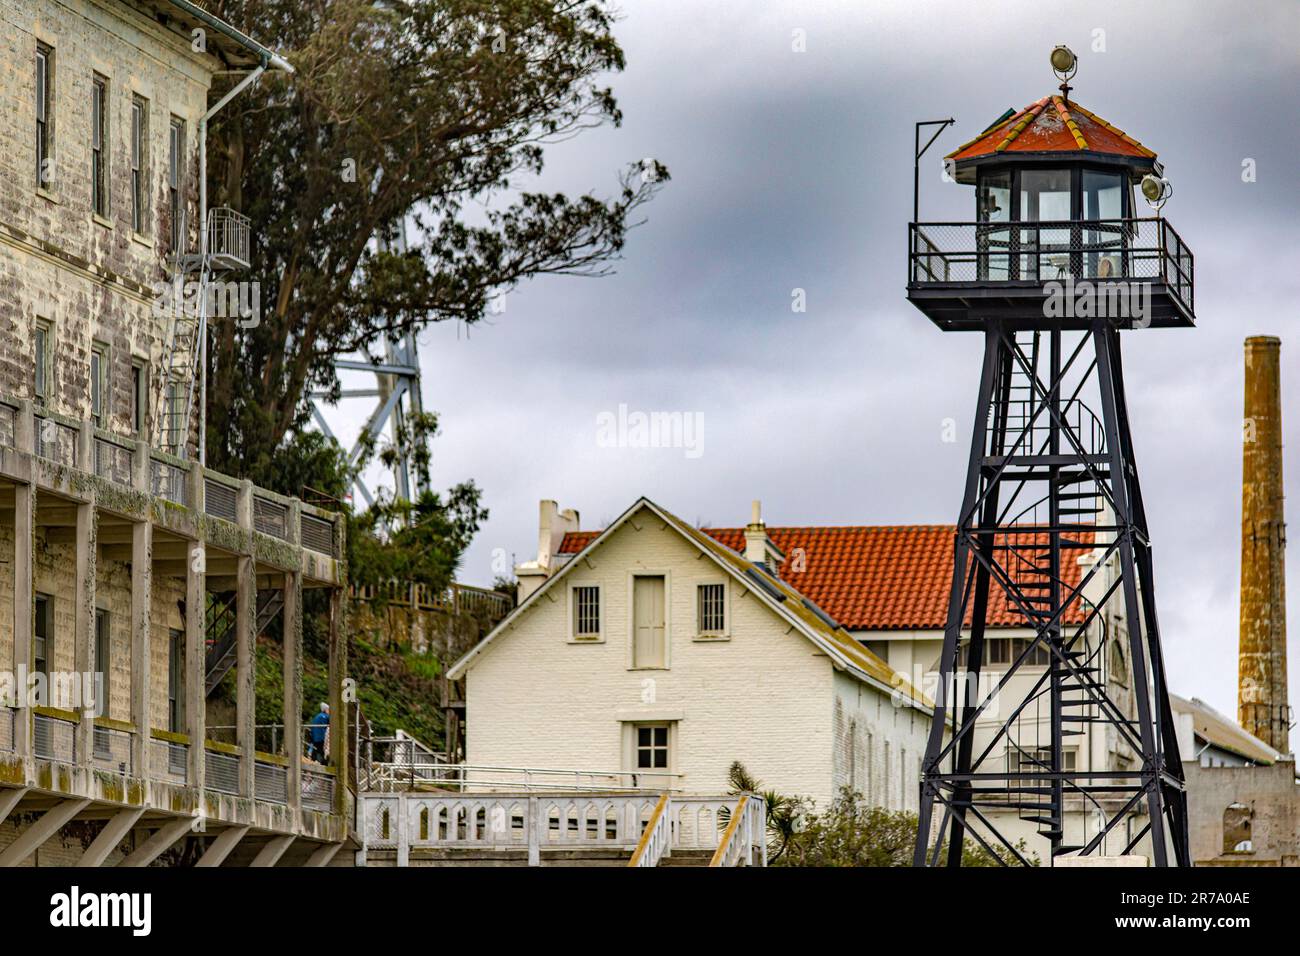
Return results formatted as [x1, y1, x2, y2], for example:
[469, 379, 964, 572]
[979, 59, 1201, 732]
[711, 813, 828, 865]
[204, 588, 285, 696]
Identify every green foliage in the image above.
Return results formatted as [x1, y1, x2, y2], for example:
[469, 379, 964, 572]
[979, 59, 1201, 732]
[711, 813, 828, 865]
[204, 0, 669, 475]
[774, 787, 1037, 867]
[350, 483, 488, 592]
[254, 429, 353, 504]
[249, 634, 446, 748]
[725, 761, 803, 863]
[345, 636, 447, 745]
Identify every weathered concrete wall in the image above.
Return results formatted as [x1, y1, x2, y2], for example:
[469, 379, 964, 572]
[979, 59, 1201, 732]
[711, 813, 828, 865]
[1185, 760, 1300, 866]
[0, 0, 210, 442]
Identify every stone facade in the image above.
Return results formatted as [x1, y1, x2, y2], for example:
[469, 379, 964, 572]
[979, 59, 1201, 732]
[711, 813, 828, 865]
[1, 0, 209, 447]
[0, 1, 348, 868]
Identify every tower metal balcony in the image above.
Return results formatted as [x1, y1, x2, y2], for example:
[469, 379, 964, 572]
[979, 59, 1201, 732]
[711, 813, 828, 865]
[907, 216, 1194, 331]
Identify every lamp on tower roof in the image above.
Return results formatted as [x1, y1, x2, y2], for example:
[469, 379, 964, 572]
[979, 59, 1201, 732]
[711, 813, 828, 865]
[1050, 44, 1077, 101]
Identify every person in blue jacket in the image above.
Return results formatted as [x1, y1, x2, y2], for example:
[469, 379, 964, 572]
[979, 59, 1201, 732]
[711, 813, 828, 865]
[308, 702, 330, 763]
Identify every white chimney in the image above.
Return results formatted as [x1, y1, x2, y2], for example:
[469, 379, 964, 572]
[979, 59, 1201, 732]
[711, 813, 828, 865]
[515, 499, 580, 602]
[743, 499, 784, 575]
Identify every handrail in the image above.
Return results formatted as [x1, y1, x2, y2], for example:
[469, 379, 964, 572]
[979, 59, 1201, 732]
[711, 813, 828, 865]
[628, 793, 671, 867]
[364, 761, 683, 794]
[709, 794, 750, 867]
[910, 216, 1172, 228]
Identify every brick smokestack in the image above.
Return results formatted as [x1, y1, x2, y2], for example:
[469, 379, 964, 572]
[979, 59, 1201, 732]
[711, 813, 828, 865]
[1239, 335, 1290, 752]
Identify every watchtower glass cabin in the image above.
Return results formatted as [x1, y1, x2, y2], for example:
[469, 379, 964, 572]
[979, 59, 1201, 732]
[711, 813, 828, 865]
[908, 47, 1194, 867]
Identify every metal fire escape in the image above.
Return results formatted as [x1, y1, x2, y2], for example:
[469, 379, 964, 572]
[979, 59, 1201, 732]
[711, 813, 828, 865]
[154, 206, 251, 458]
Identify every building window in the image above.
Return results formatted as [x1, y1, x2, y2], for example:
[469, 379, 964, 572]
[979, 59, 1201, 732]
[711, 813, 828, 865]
[91, 74, 108, 217]
[131, 359, 147, 435]
[1009, 746, 1077, 773]
[130, 96, 148, 234]
[36, 44, 53, 188]
[959, 636, 1050, 668]
[635, 724, 670, 771]
[94, 608, 110, 704]
[1110, 637, 1128, 686]
[696, 583, 725, 634]
[164, 378, 184, 450]
[168, 117, 184, 254]
[34, 594, 52, 682]
[168, 628, 184, 733]
[90, 342, 108, 425]
[34, 319, 51, 405]
[572, 585, 600, 639]
[632, 575, 666, 668]
[1012, 637, 1050, 666]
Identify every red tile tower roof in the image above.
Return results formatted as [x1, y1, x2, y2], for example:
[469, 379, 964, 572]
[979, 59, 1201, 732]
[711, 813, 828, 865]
[558, 525, 1095, 630]
[946, 96, 1156, 162]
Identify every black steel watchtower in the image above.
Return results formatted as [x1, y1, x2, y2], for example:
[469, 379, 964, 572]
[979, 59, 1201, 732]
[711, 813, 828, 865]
[909, 49, 1194, 866]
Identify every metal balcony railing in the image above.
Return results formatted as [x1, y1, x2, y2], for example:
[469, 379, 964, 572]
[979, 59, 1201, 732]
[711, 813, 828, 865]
[150, 736, 190, 785]
[255, 759, 289, 804]
[302, 767, 336, 812]
[33, 711, 77, 763]
[206, 206, 251, 270]
[0, 707, 15, 753]
[908, 217, 1194, 315]
[92, 723, 135, 775]
[205, 747, 241, 794]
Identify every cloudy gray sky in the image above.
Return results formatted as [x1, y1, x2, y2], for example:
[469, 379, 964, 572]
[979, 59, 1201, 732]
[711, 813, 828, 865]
[324, 0, 1300, 720]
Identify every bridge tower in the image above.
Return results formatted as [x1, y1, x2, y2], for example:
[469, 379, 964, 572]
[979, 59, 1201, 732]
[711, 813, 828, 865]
[909, 48, 1194, 866]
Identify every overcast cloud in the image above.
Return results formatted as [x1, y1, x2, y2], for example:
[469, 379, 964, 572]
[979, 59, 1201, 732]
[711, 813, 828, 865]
[321, 0, 1300, 720]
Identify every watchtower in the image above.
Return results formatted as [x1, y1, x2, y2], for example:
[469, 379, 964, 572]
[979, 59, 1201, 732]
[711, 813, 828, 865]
[909, 48, 1193, 866]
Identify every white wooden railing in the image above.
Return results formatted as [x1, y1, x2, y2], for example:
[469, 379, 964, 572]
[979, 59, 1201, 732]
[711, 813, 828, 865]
[709, 794, 767, 867]
[628, 794, 672, 867]
[364, 760, 683, 794]
[359, 790, 766, 867]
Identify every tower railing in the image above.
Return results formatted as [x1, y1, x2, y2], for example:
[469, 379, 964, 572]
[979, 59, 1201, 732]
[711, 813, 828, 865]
[908, 217, 1194, 315]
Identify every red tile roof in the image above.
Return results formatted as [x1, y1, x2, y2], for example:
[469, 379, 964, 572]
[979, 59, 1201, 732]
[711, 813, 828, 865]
[558, 525, 1095, 630]
[946, 96, 1156, 162]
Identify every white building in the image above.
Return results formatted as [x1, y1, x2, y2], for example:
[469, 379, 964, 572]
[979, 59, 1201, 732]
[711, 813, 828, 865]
[453, 497, 1156, 859]
[448, 498, 934, 811]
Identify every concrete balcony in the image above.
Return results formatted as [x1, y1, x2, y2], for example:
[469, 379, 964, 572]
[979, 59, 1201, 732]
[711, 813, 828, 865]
[0, 395, 350, 867]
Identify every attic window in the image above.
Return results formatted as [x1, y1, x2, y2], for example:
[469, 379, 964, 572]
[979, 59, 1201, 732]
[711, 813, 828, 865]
[573, 586, 600, 639]
[697, 583, 725, 634]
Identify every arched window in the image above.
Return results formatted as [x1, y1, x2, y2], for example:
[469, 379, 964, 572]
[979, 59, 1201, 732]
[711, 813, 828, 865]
[1223, 803, 1253, 853]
